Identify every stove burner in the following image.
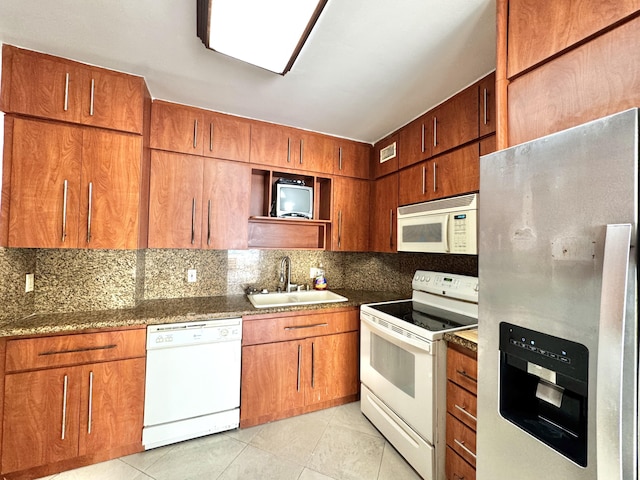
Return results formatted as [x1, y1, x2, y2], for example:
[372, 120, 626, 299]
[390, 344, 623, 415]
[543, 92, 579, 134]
[369, 300, 476, 333]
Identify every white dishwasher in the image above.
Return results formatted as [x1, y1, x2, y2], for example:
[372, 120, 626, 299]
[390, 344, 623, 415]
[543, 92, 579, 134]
[142, 317, 242, 450]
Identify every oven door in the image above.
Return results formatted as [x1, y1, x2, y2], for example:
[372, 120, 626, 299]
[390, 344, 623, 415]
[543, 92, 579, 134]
[360, 311, 437, 441]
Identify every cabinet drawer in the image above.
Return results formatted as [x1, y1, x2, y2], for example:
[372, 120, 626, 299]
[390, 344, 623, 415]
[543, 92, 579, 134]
[5, 328, 146, 372]
[446, 445, 476, 480]
[447, 381, 477, 431]
[447, 346, 478, 394]
[446, 413, 476, 468]
[242, 309, 359, 345]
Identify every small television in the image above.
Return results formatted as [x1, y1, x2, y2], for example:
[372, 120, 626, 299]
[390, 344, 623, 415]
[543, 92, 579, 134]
[271, 181, 314, 219]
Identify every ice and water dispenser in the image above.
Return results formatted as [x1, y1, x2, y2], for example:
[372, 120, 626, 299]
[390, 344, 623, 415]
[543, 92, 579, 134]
[499, 322, 589, 466]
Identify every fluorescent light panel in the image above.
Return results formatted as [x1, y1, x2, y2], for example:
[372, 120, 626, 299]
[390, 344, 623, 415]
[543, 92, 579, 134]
[198, 0, 327, 75]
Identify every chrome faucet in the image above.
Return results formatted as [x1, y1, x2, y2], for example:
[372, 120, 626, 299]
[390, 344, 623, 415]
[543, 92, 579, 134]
[279, 256, 297, 293]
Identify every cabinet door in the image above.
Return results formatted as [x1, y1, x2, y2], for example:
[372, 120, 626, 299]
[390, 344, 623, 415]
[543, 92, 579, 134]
[150, 101, 205, 156]
[203, 112, 251, 162]
[148, 151, 204, 248]
[431, 85, 479, 156]
[333, 177, 370, 251]
[240, 341, 306, 426]
[80, 129, 142, 249]
[202, 159, 250, 249]
[297, 132, 333, 174]
[478, 72, 496, 137]
[398, 161, 430, 206]
[398, 115, 431, 169]
[305, 332, 359, 407]
[369, 173, 398, 253]
[335, 140, 370, 179]
[81, 68, 144, 134]
[2, 367, 81, 473]
[8, 118, 82, 248]
[78, 358, 145, 456]
[430, 143, 479, 200]
[3, 46, 83, 124]
[250, 122, 292, 168]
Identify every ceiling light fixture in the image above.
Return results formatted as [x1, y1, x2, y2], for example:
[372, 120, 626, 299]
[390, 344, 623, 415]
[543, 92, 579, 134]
[197, 0, 328, 75]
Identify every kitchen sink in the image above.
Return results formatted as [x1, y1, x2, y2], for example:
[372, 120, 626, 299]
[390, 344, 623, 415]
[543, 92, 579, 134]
[247, 289, 348, 308]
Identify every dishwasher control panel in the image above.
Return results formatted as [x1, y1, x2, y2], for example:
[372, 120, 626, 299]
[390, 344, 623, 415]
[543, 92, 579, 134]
[146, 318, 242, 349]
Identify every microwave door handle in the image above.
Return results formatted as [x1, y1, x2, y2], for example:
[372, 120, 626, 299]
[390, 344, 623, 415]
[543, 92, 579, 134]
[442, 214, 450, 252]
[596, 223, 632, 480]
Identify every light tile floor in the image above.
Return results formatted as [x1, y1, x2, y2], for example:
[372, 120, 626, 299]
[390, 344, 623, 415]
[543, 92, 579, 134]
[37, 402, 422, 480]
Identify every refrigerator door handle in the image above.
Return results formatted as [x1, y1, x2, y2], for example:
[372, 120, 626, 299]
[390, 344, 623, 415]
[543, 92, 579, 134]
[596, 223, 632, 480]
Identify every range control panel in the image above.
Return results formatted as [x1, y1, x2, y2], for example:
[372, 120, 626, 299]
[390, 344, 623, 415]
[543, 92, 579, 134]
[412, 270, 478, 303]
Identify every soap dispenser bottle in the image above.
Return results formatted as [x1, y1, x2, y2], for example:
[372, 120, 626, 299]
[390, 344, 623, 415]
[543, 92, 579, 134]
[313, 262, 327, 290]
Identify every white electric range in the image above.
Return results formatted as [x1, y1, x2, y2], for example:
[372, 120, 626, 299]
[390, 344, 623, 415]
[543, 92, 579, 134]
[360, 270, 478, 479]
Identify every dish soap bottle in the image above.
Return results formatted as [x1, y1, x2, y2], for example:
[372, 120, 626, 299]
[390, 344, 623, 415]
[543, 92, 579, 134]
[314, 262, 327, 290]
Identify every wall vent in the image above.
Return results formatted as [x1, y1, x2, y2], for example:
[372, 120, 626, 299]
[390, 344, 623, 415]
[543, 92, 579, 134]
[379, 142, 397, 163]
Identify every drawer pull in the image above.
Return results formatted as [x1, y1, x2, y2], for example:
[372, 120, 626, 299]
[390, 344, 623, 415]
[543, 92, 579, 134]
[454, 438, 477, 459]
[38, 344, 117, 356]
[455, 368, 477, 383]
[88, 371, 94, 434]
[284, 323, 329, 330]
[454, 403, 477, 422]
[61, 374, 68, 440]
[297, 344, 302, 392]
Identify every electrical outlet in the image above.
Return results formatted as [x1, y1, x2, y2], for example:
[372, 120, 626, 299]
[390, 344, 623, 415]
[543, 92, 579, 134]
[187, 269, 197, 283]
[310, 267, 320, 278]
[25, 273, 34, 293]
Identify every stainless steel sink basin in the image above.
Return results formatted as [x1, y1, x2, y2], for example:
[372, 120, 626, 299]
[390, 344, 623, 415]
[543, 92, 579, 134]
[248, 289, 348, 308]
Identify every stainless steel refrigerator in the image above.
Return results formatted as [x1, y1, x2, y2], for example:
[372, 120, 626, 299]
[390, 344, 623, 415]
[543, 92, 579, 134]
[477, 108, 638, 480]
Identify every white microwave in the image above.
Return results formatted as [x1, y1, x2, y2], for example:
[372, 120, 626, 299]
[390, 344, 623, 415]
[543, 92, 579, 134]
[397, 193, 477, 254]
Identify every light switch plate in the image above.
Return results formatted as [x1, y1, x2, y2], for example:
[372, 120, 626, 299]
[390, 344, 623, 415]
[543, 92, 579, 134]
[25, 273, 34, 292]
[187, 269, 197, 283]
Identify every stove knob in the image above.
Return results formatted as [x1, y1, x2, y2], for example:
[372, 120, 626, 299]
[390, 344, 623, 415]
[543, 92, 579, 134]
[425, 276, 431, 282]
[420, 275, 425, 282]
[474, 283, 479, 292]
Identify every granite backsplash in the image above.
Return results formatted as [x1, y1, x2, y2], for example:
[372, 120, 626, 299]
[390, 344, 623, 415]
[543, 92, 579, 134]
[1, 247, 477, 319]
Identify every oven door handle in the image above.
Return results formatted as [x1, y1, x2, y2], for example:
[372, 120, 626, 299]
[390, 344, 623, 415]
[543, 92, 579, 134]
[361, 314, 433, 354]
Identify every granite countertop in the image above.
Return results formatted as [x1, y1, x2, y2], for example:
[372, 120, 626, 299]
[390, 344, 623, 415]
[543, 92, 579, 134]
[0, 289, 405, 338]
[444, 328, 478, 352]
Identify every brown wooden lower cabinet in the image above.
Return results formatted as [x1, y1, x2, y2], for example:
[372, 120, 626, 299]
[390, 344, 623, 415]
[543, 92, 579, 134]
[240, 309, 359, 428]
[446, 445, 476, 480]
[0, 328, 145, 478]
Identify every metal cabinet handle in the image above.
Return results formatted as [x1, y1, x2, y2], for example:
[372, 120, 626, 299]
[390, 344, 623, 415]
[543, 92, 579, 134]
[61, 179, 68, 242]
[87, 182, 93, 243]
[454, 438, 477, 459]
[299, 139, 304, 165]
[193, 120, 198, 148]
[284, 323, 329, 330]
[311, 342, 315, 388]
[61, 375, 68, 440]
[297, 344, 302, 392]
[39, 344, 116, 356]
[389, 209, 394, 249]
[455, 369, 477, 383]
[454, 403, 477, 422]
[207, 199, 212, 246]
[90, 78, 95, 116]
[421, 123, 425, 153]
[64, 73, 70, 112]
[87, 371, 94, 434]
[422, 166, 426, 195]
[433, 162, 437, 193]
[433, 117, 437, 147]
[338, 147, 343, 171]
[483, 88, 488, 125]
[338, 210, 343, 249]
[209, 123, 214, 151]
[191, 198, 196, 245]
[287, 138, 291, 163]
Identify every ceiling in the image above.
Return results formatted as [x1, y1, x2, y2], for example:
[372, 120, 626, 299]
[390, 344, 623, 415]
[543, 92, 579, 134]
[0, 0, 496, 144]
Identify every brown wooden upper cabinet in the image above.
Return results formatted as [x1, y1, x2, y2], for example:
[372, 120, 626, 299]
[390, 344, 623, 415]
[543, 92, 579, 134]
[398, 114, 431, 169]
[148, 150, 250, 249]
[0, 45, 145, 134]
[332, 139, 371, 179]
[506, 0, 640, 78]
[369, 173, 398, 253]
[150, 100, 251, 161]
[429, 84, 479, 156]
[478, 72, 496, 137]
[332, 177, 370, 251]
[250, 122, 334, 175]
[371, 134, 399, 179]
[5, 117, 143, 249]
[398, 143, 479, 207]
